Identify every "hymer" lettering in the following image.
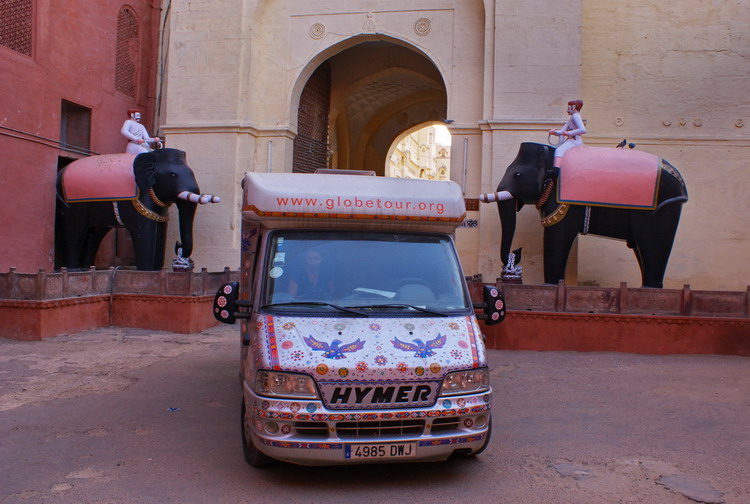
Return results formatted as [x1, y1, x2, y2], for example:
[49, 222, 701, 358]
[330, 385, 432, 405]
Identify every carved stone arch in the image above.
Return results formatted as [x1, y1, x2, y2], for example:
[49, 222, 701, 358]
[290, 35, 448, 175]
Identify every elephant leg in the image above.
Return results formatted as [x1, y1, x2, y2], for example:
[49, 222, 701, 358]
[631, 205, 683, 288]
[153, 221, 167, 269]
[543, 210, 582, 284]
[127, 220, 168, 271]
[81, 227, 113, 268]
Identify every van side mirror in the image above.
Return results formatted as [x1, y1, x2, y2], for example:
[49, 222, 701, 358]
[473, 285, 506, 326]
[213, 282, 252, 324]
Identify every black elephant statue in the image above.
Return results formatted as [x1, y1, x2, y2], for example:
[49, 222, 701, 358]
[480, 142, 688, 288]
[56, 148, 220, 271]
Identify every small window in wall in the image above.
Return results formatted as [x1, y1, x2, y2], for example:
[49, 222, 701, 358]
[0, 0, 33, 56]
[115, 7, 139, 98]
[60, 100, 91, 152]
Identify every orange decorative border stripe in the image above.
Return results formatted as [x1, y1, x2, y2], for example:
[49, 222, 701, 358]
[243, 205, 465, 223]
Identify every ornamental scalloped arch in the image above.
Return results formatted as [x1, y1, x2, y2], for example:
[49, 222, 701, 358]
[289, 33, 449, 129]
[291, 35, 449, 174]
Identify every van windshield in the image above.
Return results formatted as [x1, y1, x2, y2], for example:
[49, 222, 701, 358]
[261, 231, 471, 314]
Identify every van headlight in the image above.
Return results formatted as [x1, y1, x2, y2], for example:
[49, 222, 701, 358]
[256, 371, 319, 398]
[440, 368, 490, 396]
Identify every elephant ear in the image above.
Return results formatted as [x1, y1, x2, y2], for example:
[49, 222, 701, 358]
[133, 151, 156, 191]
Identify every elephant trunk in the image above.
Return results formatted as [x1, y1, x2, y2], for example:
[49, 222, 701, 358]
[498, 199, 517, 266]
[176, 199, 197, 258]
[177, 191, 221, 204]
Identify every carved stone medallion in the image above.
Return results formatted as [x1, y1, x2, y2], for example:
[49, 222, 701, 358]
[414, 17, 431, 36]
[309, 22, 326, 39]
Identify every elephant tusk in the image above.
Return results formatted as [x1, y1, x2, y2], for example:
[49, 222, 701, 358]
[479, 191, 514, 203]
[178, 191, 221, 204]
[200, 194, 221, 204]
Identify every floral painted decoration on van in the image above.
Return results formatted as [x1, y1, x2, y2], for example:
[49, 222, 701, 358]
[256, 315, 484, 382]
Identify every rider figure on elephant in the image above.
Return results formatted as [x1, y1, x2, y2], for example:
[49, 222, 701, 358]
[121, 109, 161, 154]
[548, 99, 586, 169]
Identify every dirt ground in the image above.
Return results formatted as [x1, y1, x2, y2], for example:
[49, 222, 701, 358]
[1, 325, 748, 504]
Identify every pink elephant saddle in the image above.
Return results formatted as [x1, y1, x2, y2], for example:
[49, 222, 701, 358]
[61, 153, 138, 202]
[558, 146, 661, 209]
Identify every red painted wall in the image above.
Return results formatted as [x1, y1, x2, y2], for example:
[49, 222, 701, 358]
[483, 312, 750, 357]
[0, 0, 161, 273]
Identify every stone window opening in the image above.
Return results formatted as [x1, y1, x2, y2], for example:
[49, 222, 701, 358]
[115, 6, 139, 98]
[60, 100, 91, 153]
[0, 0, 33, 57]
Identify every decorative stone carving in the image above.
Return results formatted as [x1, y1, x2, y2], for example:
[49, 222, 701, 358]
[414, 17, 431, 36]
[363, 13, 376, 32]
[309, 22, 326, 40]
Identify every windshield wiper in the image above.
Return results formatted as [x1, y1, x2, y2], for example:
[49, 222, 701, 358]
[352, 304, 447, 317]
[261, 302, 368, 317]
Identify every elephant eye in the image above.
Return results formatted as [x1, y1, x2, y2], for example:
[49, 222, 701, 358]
[170, 172, 177, 177]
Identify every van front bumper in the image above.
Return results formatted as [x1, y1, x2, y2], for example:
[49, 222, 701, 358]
[243, 382, 492, 466]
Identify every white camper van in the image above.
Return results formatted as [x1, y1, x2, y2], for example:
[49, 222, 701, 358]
[213, 171, 505, 466]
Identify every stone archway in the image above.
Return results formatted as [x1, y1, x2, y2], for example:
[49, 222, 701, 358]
[293, 39, 447, 176]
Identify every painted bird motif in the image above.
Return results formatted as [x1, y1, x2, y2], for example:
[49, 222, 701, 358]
[303, 335, 366, 359]
[391, 333, 447, 358]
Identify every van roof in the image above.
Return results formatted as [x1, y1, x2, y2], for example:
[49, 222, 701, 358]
[242, 172, 466, 232]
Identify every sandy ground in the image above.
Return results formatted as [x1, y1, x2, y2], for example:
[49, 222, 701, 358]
[1, 325, 749, 504]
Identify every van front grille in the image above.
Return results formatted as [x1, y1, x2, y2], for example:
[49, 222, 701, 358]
[294, 421, 328, 438]
[336, 420, 425, 439]
[431, 417, 460, 433]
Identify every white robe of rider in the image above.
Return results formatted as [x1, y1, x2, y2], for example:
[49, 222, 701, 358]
[121, 112, 160, 154]
[552, 111, 586, 159]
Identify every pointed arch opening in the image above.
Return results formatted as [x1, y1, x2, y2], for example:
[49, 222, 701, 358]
[292, 37, 447, 176]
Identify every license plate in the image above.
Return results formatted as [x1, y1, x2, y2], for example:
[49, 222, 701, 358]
[344, 442, 417, 459]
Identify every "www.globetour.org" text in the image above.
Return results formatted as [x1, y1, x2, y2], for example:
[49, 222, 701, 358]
[276, 196, 446, 215]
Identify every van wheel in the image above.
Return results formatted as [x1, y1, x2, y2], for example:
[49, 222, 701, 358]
[241, 401, 273, 467]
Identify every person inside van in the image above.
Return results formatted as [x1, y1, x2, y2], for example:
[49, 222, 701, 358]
[288, 248, 335, 300]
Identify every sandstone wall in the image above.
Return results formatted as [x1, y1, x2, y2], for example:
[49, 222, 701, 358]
[161, 0, 749, 290]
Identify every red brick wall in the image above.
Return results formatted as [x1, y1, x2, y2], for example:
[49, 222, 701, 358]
[293, 62, 331, 173]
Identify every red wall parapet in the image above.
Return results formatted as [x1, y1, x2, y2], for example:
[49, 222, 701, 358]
[0, 267, 237, 300]
[0, 268, 240, 341]
[469, 281, 750, 356]
[483, 311, 750, 356]
[4, 274, 749, 355]
[469, 281, 750, 319]
[0, 296, 110, 341]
